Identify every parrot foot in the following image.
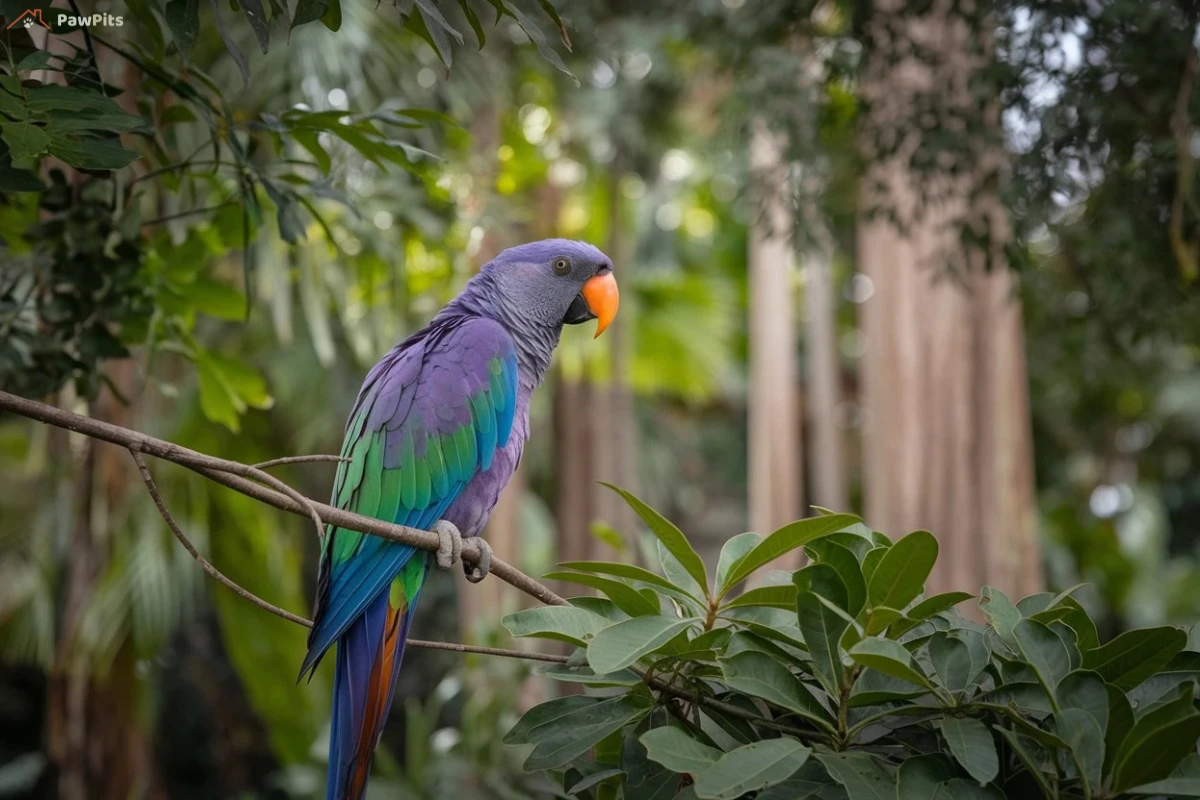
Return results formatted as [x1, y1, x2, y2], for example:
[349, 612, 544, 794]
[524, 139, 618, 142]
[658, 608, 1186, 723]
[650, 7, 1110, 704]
[433, 520, 463, 571]
[464, 539, 492, 584]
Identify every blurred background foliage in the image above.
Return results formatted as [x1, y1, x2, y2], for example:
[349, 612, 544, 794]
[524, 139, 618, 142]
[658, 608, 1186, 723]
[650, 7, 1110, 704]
[0, 0, 1197, 797]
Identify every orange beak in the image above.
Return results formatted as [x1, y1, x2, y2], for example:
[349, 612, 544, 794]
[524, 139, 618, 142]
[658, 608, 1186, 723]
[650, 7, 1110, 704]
[581, 271, 619, 338]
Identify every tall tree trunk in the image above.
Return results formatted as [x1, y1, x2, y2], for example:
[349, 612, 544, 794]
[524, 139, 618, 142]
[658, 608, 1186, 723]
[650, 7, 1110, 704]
[747, 119, 803, 560]
[857, 0, 1041, 598]
[801, 209, 847, 512]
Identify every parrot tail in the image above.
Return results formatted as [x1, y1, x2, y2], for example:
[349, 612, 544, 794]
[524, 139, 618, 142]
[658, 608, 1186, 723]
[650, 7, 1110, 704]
[325, 580, 418, 800]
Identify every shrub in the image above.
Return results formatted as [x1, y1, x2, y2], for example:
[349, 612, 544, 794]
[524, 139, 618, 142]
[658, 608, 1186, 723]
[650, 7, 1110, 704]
[501, 490, 1200, 799]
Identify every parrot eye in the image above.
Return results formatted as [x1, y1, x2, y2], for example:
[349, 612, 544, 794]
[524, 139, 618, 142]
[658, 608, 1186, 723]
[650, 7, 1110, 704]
[552, 256, 572, 276]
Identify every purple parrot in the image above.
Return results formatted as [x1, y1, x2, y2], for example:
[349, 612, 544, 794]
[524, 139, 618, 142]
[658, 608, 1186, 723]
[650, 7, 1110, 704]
[298, 239, 620, 800]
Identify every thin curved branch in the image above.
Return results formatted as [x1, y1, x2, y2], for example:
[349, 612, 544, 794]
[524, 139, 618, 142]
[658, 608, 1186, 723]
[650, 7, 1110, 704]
[0, 390, 568, 607]
[253, 454, 350, 470]
[128, 447, 567, 664]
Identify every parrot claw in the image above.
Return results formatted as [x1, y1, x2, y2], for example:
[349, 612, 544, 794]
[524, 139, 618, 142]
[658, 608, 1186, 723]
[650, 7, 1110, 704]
[464, 539, 492, 583]
[433, 520, 463, 571]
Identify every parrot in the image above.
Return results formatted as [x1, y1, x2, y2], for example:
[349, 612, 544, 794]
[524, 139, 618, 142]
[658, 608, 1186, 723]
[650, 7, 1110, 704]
[298, 239, 620, 800]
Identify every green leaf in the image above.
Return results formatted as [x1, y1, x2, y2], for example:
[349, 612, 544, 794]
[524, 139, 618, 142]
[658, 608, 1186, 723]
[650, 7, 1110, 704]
[290, 0, 327, 29]
[861, 547, 887, 584]
[796, 588, 849, 696]
[500, 0, 574, 78]
[521, 694, 654, 770]
[1057, 670, 1109, 732]
[412, 0, 463, 68]
[692, 739, 811, 800]
[794, 563, 848, 609]
[849, 638, 934, 691]
[814, 752, 894, 800]
[190, 277, 247, 320]
[929, 632, 985, 694]
[1126, 755, 1200, 796]
[722, 584, 797, 611]
[866, 530, 937, 612]
[534, 663, 641, 686]
[1013, 619, 1072, 708]
[542, 571, 660, 617]
[940, 716, 998, 786]
[240, 0, 270, 52]
[457, 0, 486, 47]
[896, 754, 956, 799]
[587, 615, 694, 674]
[1083, 626, 1187, 690]
[905, 591, 975, 622]
[639, 727, 722, 775]
[978, 586, 1020, 649]
[196, 354, 242, 431]
[505, 695, 598, 744]
[1112, 683, 1200, 791]
[994, 728, 1055, 799]
[809, 541, 866, 616]
[46, 137, 140, 170]
[1105, 683, 1135, 776]
[723, 514, 858, 591]
[716, 533, 761, 592]
[604, 484, 709, 596]
[502, 605, 610, 647]
[0, 120, 49, 162]
[1054, 707, 1103, 791]
[164, 0, 199, 60]
[566, 768, 625, 795]
[720, 651, 834, 731]
[321, 0, 341, 31]
[558, 560, 697, 601]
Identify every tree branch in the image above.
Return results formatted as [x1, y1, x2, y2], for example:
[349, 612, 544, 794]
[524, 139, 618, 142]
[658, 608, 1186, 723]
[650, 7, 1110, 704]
[253, 454, 350, 470]
[0, 390, 569, 608]
[127, 444, 567, 664]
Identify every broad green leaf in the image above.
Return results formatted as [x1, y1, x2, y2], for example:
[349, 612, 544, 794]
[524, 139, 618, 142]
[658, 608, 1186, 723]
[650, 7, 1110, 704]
[604, 484, 709, 596]
[974, 682, 1054, 716]
[558, 560, 699, 601]
[904, 591, 974, 623]
[722, 584, 797, 611]
[849, 638, 934, 691]
[534, 664, 642, 686]
[814, 752, 894, 800]
[932, 779, 1005, 799]
[849, 668, 930, 706]
[860, 547, 888, 584]
[522, 694, 654, 770]
[810, 540, 866, 616]
[1013, 619, 1072, 707]
[1105, 683, 1135, 776]
[587, 615, 694, 674]
[1039, 595, 1099, 652]
[291, 0, 327, 29]
[692, 739, 811, 800]
[639, 727, 722, 775]
[566, 768, 625, 795]
[1083, 626, 1187, 690]
[542, 571, 660, 617]
[1054, 707, 1103, 791]
[505, 696, 598, 744]
[863, 607, 903, 636]
[866, 531, 937, 612]
[1057, 670, 1109, 732]
[190, 277, 247, 321]
[502, 605, 610, 647]
[46, 137, 140, 170]
[165, 0, 200, 60]
[794, 563, 849, 610]
[978, 586, 1020, 649]
[897, 754, 956, 799]
[1112, 683, 1200, 791]
[940, 716, 998, 786]
[720, 651, 834, 730]
[796, 588, 849, 696]
[995, 728, 1056, 799]
[716, 533, 761, 591]
[722, 514, 859, 591]
[1126, 754, 1200, 796]
[929, 632, 980, 694]
[0, 120, 49, 162]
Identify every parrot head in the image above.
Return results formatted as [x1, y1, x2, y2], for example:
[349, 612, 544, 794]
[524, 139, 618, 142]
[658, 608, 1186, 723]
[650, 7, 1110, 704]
[482, 239, 619, 338]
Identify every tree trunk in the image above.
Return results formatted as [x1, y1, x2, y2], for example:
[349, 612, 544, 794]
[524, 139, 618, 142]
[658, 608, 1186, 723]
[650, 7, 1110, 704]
[802, 215, 847, 512]
[747, 119, 803, 561]
[857, 0, 1041, 598]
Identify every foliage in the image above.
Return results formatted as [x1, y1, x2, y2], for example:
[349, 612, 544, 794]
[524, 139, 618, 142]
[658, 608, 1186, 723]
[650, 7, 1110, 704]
[0, 0, 568, 420]
[503, 491, 1200, 799]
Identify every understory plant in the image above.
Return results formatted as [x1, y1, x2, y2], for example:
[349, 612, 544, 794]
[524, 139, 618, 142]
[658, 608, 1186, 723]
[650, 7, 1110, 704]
[501, 488, 1200, 800]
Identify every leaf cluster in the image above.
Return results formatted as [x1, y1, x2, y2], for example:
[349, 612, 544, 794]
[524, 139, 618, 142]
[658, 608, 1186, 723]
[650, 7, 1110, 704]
[503, 489, 1200, 799]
